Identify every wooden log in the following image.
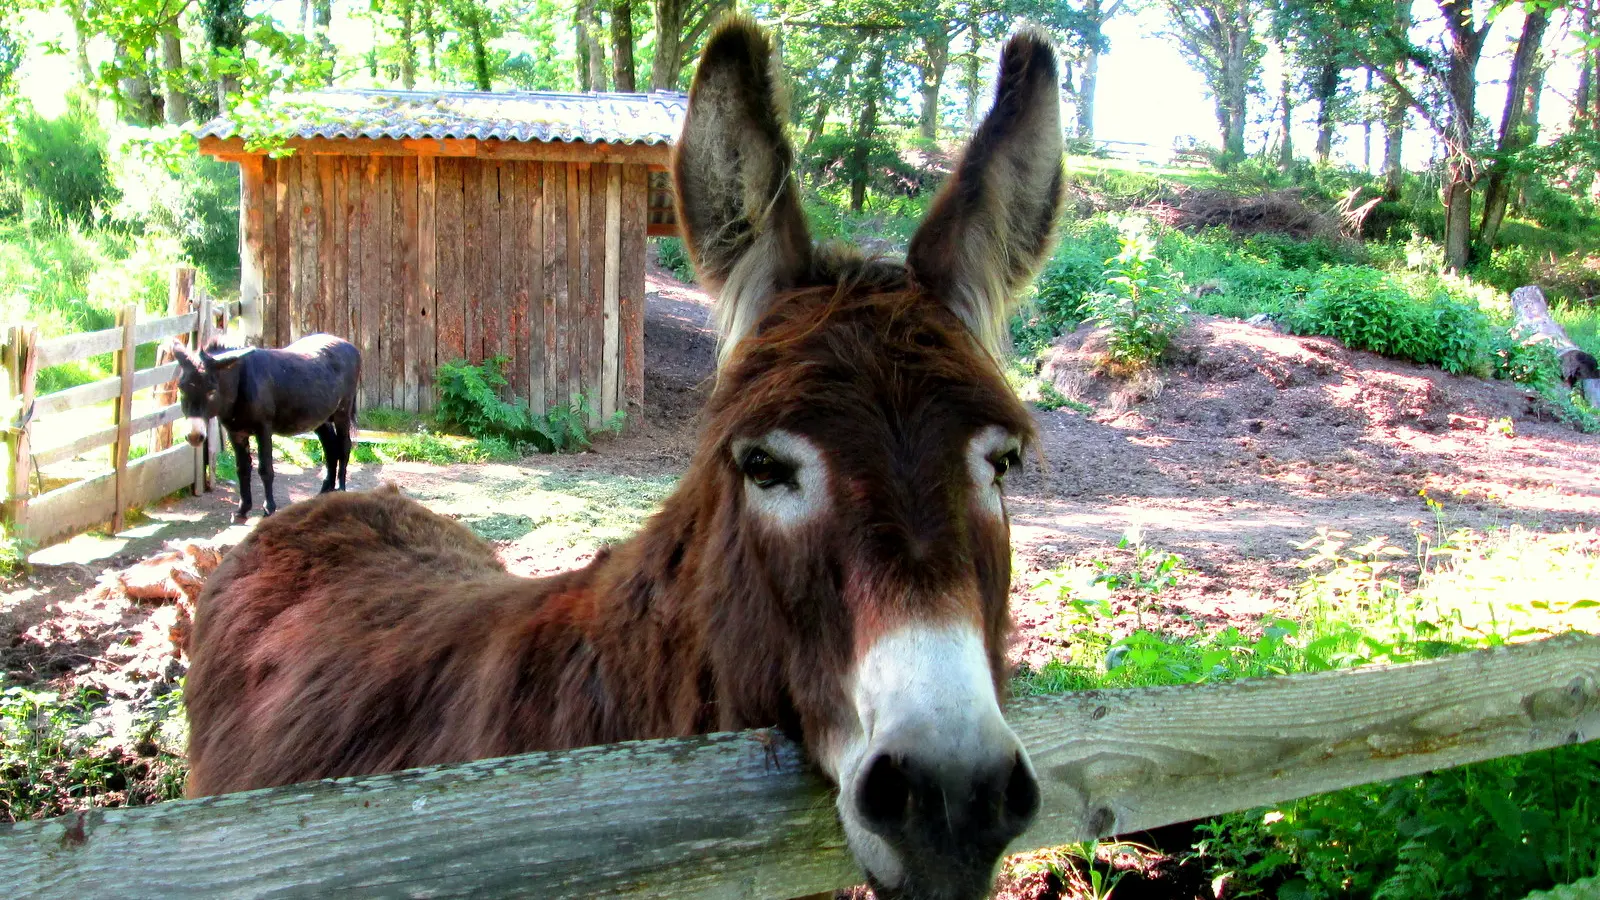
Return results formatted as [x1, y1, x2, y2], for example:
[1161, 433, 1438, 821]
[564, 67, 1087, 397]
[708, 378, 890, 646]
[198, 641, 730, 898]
[238, 160, 267, 344]
[527, 161, 547, 416]
[260, 157, 279, 347]
[154, 269, 193, 452]
[415, 155, 437, 411]
[328, 158, 348, 341]
[360, 156, 382, 409]
[567, 163, 583, 406]
[1510, 285, 1600, 407]
[389, 157, 409, 409]
[6, 633, 1600, 899]
[620, 164, 649, 420]
[602, 164, 622, 421]
[482, 161, 505, 379]
[316, 155, 335, 336]
[273, 155, 293, 347]
[196, 293, 215, 494]
[500, 162, 522, 399]
[584, 163, 605, 427]
[3, 325, 37, 536]
[110, 305, 137, 534]
[436, 158, 465, 368]
[546, 163, 569, 411]
[33, 405, 187, 469]
[23, 443, 196, 549]
[463, 159, 484, 367]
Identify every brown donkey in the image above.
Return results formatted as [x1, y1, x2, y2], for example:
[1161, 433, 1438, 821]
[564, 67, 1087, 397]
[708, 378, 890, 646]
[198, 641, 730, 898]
[185, 19, 1064, 900]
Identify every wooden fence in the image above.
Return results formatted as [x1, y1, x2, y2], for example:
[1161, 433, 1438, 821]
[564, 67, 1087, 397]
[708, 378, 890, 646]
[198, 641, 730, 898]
[4, 631, 1597, 898]
[2, 269, 248, 549]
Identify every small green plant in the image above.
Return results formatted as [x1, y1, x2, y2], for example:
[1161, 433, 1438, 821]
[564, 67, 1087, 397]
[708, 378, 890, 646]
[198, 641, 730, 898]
[1085, 216, 1188, 370]
[433, 357, 624, 454]
[654, 236, 695, 282]
[0, 527, 30, 579]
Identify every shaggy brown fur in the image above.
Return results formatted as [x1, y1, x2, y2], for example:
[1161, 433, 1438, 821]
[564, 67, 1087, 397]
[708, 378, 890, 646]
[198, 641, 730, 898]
[187, 17, 1064, 900]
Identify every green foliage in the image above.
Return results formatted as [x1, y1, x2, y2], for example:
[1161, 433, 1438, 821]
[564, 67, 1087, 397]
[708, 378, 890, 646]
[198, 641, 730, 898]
[1085, 216, 1188, 369]
[0, 97, 114, 226]
[110, 149, 240, 290]
[434, 356, 623, 454]
[654, 236, 694, 283]
[0, 684, 186, 822]
[1020, 526, 1600, 899]
[1281, 267, 1494, 376]
[0, 527, 28, 579]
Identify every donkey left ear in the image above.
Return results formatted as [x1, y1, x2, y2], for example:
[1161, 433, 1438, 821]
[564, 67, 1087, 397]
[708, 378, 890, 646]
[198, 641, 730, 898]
[907, 28, 1066, 356]
[674, 17, 813, 358]
[207, 347, 253, 370]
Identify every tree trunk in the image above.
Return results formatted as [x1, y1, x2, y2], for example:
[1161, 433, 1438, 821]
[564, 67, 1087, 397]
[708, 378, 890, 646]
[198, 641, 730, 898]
[116, 45, 161, 126]
[612, 0, 636, 92]
[651, 0, 683, 90]
[1277, 75, 1294, 169]
[1079, 42, 1100, 141]
[1363, 68, 1374, 171]
[1381, 0, 1414, 199]
[917, 29, 950, 141]
[964, 15, 982, 132]
[313, 0, 333, 84]
[850, 45, 886, 212]
[1477, 7, 1548, 257]
[1515, 54, 1546, 210]
[160, 29, 189, 125]
[463, 7, 491, 90]
[71, 5, 94, 86]
[398, 0, 417, 90]
[1579, 0, 1596, 126]
[1313, 60, 1339, 164]
[804, 42, 859, 153]
[581, 0, 607, 91]
[1438, 0, 1488, 272]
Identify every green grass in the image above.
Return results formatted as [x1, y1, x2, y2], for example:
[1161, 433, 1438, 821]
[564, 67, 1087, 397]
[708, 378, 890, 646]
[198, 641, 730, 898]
[1554, 300, 1600, 359]
[1015, 525, 1600, 899]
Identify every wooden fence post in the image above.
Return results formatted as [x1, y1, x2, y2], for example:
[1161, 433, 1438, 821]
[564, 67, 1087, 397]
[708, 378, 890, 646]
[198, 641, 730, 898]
[197, 289, 219, 492]
[155, 268, 195, 452]
[3, 325, 37, 541]
[110, 305, 137, 534]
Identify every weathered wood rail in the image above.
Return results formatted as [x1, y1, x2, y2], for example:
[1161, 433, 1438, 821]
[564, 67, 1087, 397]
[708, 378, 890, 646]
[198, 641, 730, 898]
[5, 632, 1597, 898]
[2, 269, 249, 547]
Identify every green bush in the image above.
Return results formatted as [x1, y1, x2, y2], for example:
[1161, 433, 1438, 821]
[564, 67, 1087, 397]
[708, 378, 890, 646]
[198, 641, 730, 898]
[654, 236, 694, 283]
[1085, 216, 1188, 369]
[1282, 266, 1493, 376]
[111, 148, 240, 290]
[434, 356, 622, 453]
[0, 98, 115, 226]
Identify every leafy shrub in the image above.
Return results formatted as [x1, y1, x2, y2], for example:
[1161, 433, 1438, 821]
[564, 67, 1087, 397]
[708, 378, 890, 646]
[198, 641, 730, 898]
[1282, 267, 1494, 376]
[1085, 216, 1187, 369]
[654, 236, 694, 283]
[111, 147, 240, 290]
[434, 356, 623, 453]
[0, 98, 115, 225]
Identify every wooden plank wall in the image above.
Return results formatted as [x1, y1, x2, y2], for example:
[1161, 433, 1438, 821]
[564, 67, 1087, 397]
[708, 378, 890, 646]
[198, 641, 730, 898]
[249, 154, 650, 419]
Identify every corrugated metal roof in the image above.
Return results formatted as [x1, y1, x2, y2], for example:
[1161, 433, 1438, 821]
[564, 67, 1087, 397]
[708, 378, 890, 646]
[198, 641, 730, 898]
[195, 89, 688, 146]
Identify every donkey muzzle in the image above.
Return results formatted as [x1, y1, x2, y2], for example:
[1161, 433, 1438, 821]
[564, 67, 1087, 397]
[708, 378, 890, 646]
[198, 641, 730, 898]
[831, 623, 1039, 900]
[186, 417, 209, 447]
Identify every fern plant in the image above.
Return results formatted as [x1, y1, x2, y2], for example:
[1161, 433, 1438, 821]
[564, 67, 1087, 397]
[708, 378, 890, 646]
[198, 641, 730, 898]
[434, 357, 624, 454]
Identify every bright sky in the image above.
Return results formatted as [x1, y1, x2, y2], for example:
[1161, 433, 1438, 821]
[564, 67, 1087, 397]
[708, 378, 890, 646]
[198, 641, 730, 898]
[14, 3, 1591, 173]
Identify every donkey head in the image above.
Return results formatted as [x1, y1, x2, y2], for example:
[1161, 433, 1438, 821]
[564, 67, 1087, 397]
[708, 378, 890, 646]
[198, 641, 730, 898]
[167, 339, 252, 446]
[674, 19, 1064, 899]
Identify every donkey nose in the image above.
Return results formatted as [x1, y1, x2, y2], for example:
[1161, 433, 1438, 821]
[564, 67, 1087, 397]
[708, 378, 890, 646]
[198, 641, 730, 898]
[854, 746, 1040, 848]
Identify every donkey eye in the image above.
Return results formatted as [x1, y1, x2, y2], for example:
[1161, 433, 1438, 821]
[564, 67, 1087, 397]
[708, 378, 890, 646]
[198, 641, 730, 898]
[741, 448, 796, 490]
[991, 449, 1022, 483]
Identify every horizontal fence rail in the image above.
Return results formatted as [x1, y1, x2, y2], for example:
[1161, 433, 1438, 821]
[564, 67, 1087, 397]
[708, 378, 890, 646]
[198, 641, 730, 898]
[3, 269, 251, 547]
[4, 632, 1597, 899]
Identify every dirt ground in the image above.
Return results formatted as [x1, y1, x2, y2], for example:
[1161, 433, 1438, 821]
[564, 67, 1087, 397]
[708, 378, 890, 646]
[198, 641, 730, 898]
[4, 259, 1599, 891]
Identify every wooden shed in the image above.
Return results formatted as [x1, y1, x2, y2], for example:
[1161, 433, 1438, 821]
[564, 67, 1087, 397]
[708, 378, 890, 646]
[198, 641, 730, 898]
[197, 89, 687, 423]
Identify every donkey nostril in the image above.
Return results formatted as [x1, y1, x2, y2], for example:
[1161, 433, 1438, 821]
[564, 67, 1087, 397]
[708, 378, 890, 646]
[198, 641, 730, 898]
[1004, 751, 1041, 826]
[857, 753, 912, 831]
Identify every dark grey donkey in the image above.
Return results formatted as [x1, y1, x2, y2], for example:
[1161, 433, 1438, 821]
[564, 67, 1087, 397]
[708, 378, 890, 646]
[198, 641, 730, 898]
[168, 334, 361, 523]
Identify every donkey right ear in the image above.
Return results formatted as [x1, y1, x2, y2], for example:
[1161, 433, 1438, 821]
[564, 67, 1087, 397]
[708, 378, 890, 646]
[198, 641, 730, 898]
[674, 17, 813, 355]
